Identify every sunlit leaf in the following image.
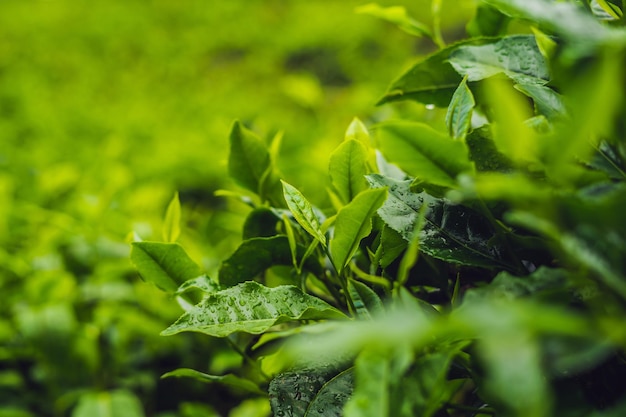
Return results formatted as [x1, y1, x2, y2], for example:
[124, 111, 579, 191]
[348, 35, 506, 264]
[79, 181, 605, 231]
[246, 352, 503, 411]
[72, 390, 145, 417]
[162, 368, 265, 395]
[329, 139, 369, 205]
[162, 281, 347, 337]
[131, 242, 202, 293]
[282, 180, 327, 246]
[375, 121, 473, 190]
[162, 191, 181, 243]
[445, 76, 475, 140]
[356, 3, 431, 38]
[330, 188, 387, 273]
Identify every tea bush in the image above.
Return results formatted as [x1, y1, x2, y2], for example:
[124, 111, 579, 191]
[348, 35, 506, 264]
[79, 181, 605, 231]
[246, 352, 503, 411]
[133, 0, 626, 416]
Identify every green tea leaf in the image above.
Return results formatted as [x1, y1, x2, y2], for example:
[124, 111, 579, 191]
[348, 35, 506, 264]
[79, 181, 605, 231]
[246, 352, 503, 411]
[162, 192, 181, 243]
[329, 139, 369, 205]
[448, 35, 549, 85]
[229, 121, 271, 195]
[242, 207, 281, 239]
[445, 76, 475, 140]
[356, 3, 431, 38]
[219, 236, 323, 288]
[282, 180, 327, 246]
[348, 279, 384, 320]
[73, 390, 145, 417]
[514, 82, 565, 119]
[367, 174, 506, 268]
[345, 117, 371, 146]
[131, 242, 202, 293]
[344, 350, 389, 417]
[269, 367, 353, 417]
[466, 3, 511, 37]
[376, 121, 473, 189]
[176, 275, 221, 295]
[330, 188, 387, 273]
[162, 368, 265, 395]
[162, 282, 347, 337]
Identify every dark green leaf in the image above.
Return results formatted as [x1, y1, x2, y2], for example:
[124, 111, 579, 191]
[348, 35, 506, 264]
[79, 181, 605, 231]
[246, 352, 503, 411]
[367, 174, 507, 268]
[243, 207, 281, 239]
[378, 225, 407, 269]
[269, 367, 353, 417]
[445, 76, 475, 140]
[162, 368, 265, 395]
[466, 3, 511, 37]
[448, 35, 549, 85]
[219, 236, 323, 287]
[465, 127, 514, 172]
[330, 188, 387, 273]
[514, 82, 565, 119]
[375, 121, 473, 190]
[162, 281, 347, 337]
[329, 139, 369, 205]
[131, 242, 202, 293]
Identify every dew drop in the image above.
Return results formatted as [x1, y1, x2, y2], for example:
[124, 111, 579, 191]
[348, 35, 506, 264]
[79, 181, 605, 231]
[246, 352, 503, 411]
[425, 103, 435, 110]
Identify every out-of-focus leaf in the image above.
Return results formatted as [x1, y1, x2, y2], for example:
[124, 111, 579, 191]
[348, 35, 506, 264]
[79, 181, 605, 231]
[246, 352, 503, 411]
[229, 121, 281, 204]
[356, 3, 431, 38]
[343, 350, 389, 417]
[448, 35, 549, 85]
[72, 390, 145, 417]
[445, 76, 475, 140]
[269, 367, 353, 417]
[161, 368, 265, 395]
[329, 139, 369, 204]
[345, 117, 371, 147]
[375, 121, 473, 190]
[466, 3, 510, 37]
[282, 180, 327, 246]
[514, 83, 566, 119]
[162, 281, 347, 337]
[162, 191, 181, 243]
[367, 174, 507, 268]
[481, 0, 617, 51]
[465, 127, 514, 172]
[218, 236, 322, 287]
[348, 279, 384, 320]
[330, 188, 387, 273]
[242, 207, 281, 239]
[131, 242, 202, 293]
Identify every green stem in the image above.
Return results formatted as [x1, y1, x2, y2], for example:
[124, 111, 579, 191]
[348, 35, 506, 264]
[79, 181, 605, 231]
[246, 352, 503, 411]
[446, 403, 496, 415]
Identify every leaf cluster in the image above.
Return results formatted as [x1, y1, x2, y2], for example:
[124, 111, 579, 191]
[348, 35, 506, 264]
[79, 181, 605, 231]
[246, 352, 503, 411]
[131, 1, 626, 416]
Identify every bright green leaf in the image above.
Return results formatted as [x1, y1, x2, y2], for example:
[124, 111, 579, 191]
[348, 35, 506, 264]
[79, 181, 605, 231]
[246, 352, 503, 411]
[176, 275, 221, 295]
[376, 121, 473, 189]
[162, 191, 181, 243]
[282, 180, 327, 246]
[329, 139, 369, 204]
[356, 3, 432, 38]
[131, 242, 202, 293]
[330, 188, 387, 273]
[161, 368, 265, 396]
[72, 390, 145, 417]
[445, 76, 475, 140]
[161, 282, 347, 337]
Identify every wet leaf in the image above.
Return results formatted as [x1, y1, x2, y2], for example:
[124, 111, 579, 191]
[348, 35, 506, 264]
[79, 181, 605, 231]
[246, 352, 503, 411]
[448, 35, 549, 85]
[269, 366, 353, 417]
[162, 281, 347, 337]
[367, 174, 506, 268]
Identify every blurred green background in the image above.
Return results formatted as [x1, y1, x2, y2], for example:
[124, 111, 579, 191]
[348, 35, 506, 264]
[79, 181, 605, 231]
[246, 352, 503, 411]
[0, 1, 473, 415]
